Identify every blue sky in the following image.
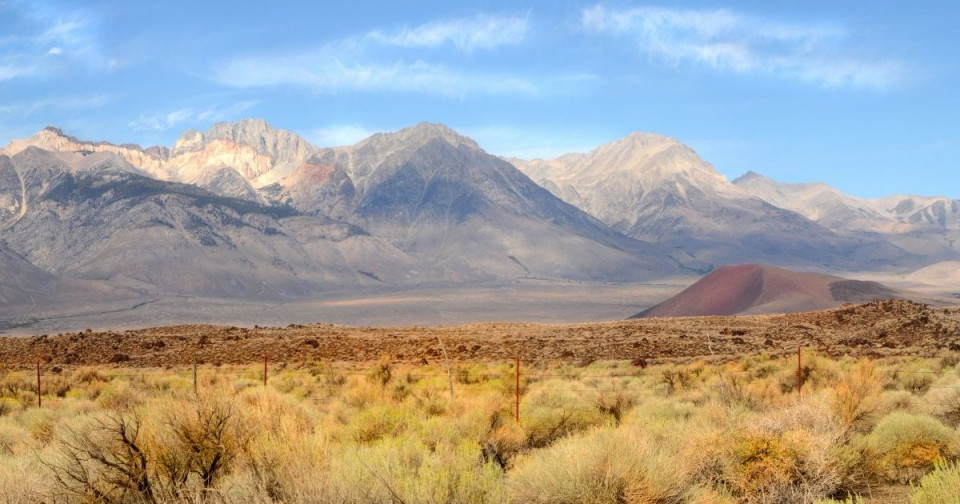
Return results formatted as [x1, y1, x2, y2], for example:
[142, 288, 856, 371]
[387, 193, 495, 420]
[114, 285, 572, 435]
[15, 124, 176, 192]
[0, 0, 957, 198]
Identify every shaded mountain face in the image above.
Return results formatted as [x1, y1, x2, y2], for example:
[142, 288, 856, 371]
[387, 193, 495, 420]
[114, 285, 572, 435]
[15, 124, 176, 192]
[632, 264, 901, 318]
[0, 122, 683, 305]
[3, 119, 953, 311]
[0, 241, 136, 314]
[304, 123, 674, 282]
[511, 133, 918, 270]
[0, 148, 418, 299]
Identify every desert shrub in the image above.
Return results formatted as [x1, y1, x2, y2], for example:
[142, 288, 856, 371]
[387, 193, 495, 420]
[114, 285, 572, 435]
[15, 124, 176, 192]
[350, 405, 410, 443]
[46, 412, 155, 502]
[661, 365, 697, 395]
[481, 421, 526, 470]
[715, 403, 848, 502]
[940, 354, 960, 370]
[0, 457, 47, 503]
[368, 356, 393, 387]
[96, 381, 145, 411]
[152, 396, 246, 495]
[594, 391, 634, 425]
[864, 412, 959, 483]
[521, 389, 605, 448]
[910, 461, 960, 504]
[412, 386, 447, 416]
[898, 363, 937, 394]
[0, 397, 19, 417]
[0, 421, 30, 455]
[684, 485, 738, 504]
[831, 359, 884, 432]
[21, 408, 58, 445]
[927, 386, 960, 427]
[815, 495, 864, 504]
[73, 366, 109, 384]
[454, 363, 491, 385]
[508, 427, 694, 504]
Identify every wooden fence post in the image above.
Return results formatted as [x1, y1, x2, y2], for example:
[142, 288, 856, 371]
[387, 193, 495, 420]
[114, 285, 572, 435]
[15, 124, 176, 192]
[193, 357, 198, 395]
[36, 361, 41, 408]
[263, 355, 268, 387]
[797, 346, 803, 397]
[515, 357, 520, 425]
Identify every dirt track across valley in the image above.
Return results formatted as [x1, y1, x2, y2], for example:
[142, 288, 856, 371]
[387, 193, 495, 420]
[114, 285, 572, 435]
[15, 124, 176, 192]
[1, 300, 958, 369]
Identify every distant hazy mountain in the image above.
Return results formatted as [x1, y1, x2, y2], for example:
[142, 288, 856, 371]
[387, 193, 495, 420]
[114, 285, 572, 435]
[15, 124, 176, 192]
[734, 171, 960, 257]
[511, 133, 916, 270]
[0, 121, 682, 305]
[2, 119, 955, 313]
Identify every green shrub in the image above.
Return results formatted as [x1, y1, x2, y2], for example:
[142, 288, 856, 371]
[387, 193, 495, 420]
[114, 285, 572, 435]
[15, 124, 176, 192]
[508, 428, 693, 504]
[864, 412, 959, 483]
[910, 462, 960, 504]
[350, 405, 409, 443]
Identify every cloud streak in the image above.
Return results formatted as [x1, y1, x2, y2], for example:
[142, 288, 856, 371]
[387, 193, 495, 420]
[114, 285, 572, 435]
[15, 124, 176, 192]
[581, 5, 905, 90]
[365, 13, 528, 52]
[213, 12, 555, 97]
[0, 4, 116, 81]
[0, 94, 112, 115]
[216, 49, 539, 97]
[128, 101, 260, 131]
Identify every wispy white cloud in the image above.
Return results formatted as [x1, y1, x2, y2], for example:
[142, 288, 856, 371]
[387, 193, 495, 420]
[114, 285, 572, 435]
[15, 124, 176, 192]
[0, 94, 112, 115]
[0, 4, 117, 80]
[306, 124, 379, 147]
[0, 63, 33, 81]
[580, 5, 905, 90]
[365, 13, 528, 52]
[128, 101, 260, 132]
[213, 12, 559, 97]
[216, 48, 539, 97]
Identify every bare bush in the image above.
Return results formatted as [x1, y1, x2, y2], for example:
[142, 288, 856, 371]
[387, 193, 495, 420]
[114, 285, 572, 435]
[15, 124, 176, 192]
[47, 412, 155, 503]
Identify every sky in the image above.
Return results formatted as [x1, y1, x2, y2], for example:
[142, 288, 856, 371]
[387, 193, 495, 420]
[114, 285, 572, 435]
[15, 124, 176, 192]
[0, 0, 957, 198]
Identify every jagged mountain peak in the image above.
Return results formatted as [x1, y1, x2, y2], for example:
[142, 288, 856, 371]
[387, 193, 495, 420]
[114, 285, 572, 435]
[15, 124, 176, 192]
[612, 130, 682, 149]
[360, 121, 479, 152]
[583, 131, 721, 182]
[514, 130, 734, 202]
[732, 170, 765, 183]
[3, 126, 169, 180]
[172, 118, 316, 166]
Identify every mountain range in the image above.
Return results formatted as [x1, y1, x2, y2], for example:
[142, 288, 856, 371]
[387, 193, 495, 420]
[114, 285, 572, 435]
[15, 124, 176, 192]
[1, 119, 957, 320]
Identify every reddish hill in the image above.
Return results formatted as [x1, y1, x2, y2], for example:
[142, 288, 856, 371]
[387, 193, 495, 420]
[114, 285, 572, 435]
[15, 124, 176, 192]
[632, 264, 900, 318]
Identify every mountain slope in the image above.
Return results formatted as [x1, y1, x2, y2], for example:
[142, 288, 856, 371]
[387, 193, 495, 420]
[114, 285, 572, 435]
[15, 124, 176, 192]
[304, 123, 676, 281]
[511, 133, 914, 270]
[632, 264, 900, 318]
[0, 148, 408, 298]
[734, 171, 908, 233]
[734, 171, 960, 257]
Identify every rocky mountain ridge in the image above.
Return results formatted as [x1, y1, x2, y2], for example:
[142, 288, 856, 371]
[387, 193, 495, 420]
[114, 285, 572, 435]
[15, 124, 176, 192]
[1, 119, 956, 319]
[510, 133, 922, 271]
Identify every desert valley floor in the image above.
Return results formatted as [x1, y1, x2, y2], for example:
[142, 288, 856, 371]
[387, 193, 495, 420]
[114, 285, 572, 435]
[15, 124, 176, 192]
[0, 299, 955, 368]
